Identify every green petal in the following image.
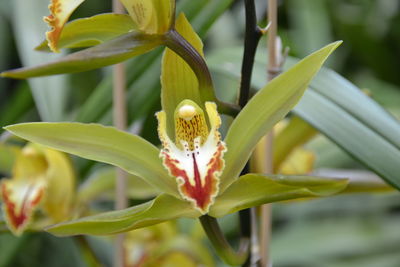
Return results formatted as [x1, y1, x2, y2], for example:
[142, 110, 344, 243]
[5, 122, 179, 197]
[36, 14, 136, 52]
[161, 13, 203, 137]
[209, 174, 348, 218]
[46, 194, 199, 236]
[1, 32, 164, 79]
[220, 41, 341, 192]
[209, 45, 400, 191]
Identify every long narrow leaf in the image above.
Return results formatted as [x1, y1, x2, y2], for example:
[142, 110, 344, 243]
[1, 32, 164, 79]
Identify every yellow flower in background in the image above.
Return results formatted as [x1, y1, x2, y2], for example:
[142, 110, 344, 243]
[0, 144, 75, 235]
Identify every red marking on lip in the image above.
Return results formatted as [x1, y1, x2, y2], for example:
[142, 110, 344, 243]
[1, 182, 44, 233]
[162, 142, 225, 213]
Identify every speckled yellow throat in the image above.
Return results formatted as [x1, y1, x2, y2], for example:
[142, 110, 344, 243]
[156, 100, 226, 214]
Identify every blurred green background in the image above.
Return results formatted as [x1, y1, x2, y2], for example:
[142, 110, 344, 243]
[0, 0, 399, 266]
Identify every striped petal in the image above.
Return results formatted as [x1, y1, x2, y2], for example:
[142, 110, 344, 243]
[156, 100, 226, 214]
[43, 0, 85, 52]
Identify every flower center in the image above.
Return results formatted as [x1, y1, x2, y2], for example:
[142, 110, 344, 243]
[175, 104, 208, 150]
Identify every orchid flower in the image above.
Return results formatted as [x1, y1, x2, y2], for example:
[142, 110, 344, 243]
[0, 144, 75, 235]
[2, 3, 346, 264]
[156, 99, 227, 214]
[5, 34, 345, 233]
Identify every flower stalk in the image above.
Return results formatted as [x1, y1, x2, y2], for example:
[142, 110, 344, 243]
[200, 215, 250, 266]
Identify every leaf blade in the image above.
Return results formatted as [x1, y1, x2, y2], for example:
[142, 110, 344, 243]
[1, 32, 164, 79]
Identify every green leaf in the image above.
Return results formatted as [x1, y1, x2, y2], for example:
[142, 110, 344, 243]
[0, 82, 33, 130]
[47, 194, 199, 236]
[294, 90, 400, 189]
[220, 41, 342, 192]
[1, 32, 164, 79]
[35, 14, 136, 52]
[161, 13, 203, 137]
[302, 67, 400, 150]
[0, 143, 20, 177]
[5, 122, 179, 197]
[12, 0, 69, 121]
[209, 173, 348, 218]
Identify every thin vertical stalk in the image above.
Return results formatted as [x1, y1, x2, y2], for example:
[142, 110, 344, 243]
[112, 1, 127, 267]
[260, 0, 279, 266]
[238, 1, 264, 266]
[238, 0, 262, 108]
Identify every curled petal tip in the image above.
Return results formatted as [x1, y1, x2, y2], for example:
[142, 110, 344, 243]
[44, 0, 85, 52]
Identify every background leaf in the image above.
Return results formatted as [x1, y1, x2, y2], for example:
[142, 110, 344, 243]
[11, 0, 69, 121]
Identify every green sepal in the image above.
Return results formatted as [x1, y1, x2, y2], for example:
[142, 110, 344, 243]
[46, 194, 199, 236]
[220, 41, 342, 192]
[1, 32, 164, 79]
[208, 44, 400, 191]
[209, 173, 348, 218]
[5, 122, 179, 197]
[36, 14, 136, 52]
[161, 13, 203, 137]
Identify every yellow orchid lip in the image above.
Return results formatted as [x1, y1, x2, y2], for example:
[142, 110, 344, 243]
[156, 100, 226, 214]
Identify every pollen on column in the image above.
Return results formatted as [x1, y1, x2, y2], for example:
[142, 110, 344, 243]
[178, 105, 196, 120]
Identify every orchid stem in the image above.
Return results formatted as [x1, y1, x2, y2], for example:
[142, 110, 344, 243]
[238, 0, 262, 108]
[164, 30, 240, 116]
[238, 1, 264, 266]
[200, 215, 250, 266]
